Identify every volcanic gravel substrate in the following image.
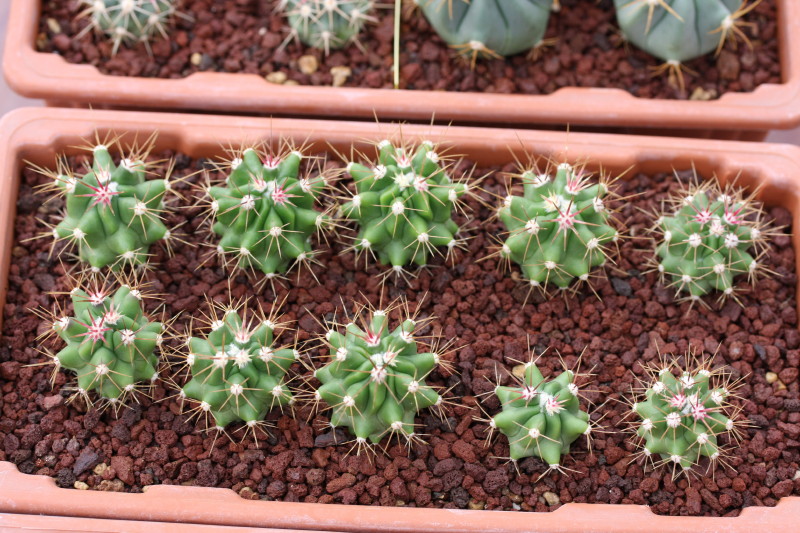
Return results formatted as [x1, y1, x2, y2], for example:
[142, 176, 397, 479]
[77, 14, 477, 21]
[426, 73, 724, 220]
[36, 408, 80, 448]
[37, 0, 781, 100]
[2, 149, 799, 517]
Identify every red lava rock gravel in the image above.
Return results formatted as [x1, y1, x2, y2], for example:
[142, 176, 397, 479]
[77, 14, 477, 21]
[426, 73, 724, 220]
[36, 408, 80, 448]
[36, 0, 781, 100]
[1, 150, 799, 516]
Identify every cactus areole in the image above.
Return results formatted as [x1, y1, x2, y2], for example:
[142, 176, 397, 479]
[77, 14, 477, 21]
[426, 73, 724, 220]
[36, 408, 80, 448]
[499, 162, 617, 289]
[493, 362, 590, 464]
[53, 284, 162, 402]
[314, 308, 442, 445]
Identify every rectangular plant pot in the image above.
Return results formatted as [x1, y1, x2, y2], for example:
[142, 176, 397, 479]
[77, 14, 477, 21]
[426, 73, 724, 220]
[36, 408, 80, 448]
[0, 107, 799, 532]
[4, 0, 800, 140]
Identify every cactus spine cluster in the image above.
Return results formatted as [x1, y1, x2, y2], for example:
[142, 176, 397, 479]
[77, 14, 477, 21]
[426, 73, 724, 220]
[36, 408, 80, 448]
[630, 355, 740, 475]
[78, 0, 179, 54]
[49, 281, 162, 404]
[313, 304, 443, 448]
[491, 361, 590, 465]
[180, 301, 296, 430]
[615, 0, 749, 64]
[417, 0, 557, 60]
[49, 142, 170, 272]
[340, 139, 468, 272]
[498, 162, 617, 290]
[654, 180, 768, 303]
[279, 0, 376, 54]
[206, 145, 329, 280]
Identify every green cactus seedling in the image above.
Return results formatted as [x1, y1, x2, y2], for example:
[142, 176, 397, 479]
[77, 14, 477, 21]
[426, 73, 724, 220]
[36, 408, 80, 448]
[46, 279, 163, 405]
[312, 302, 446, 452]
[498, 161, 618, 291]
[78, 0, 180, 55]
[339, 139, 469, 275]
[179, 300, 297, 432]
[489, 360, 591, 468]
[629, 354, 741, 477]
[42, 139, 172, 272]
[615, 0, 758, 86]
[653, 179, 770, 305]
[279, 0, 376, 55]
[204, 144, 331, 282]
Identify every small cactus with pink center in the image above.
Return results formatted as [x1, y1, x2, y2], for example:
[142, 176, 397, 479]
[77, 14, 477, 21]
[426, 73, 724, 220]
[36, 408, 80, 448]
[205, 145, 330, 280]
[44, 141, 171, 272]
[47, 280, 163, 404]
[653, 179, 770, 303]
[630, 354, 741, 476]
[179, 300, 296, 431]
[339, 139, 469, 273]
[498, 162, 618, 290]
[312, 302, 445, 450]
[490, 360, 590, 466]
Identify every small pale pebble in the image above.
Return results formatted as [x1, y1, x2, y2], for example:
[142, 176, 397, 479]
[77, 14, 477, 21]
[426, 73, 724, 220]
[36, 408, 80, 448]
[543, 491, 560, 506]
[298, 55, 319, 75]
[689, 87, 717, 101]
[73, 481, 89, 490]
[93, 463, 108, 476]
[266, 71, 288, 84]
[190, 53, 202, 66]
[793, 470, 800, 480]
[284, 80, 300, 86]
[468, 500, 485, 510]
[512, 364, 526, 379]
[766, 372, 778, 384]
[330, 65, 352, 87]
[46, 18, 61, 34]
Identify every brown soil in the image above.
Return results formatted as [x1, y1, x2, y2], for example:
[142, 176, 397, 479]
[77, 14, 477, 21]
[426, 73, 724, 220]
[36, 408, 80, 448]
[37, 0, 781, 100]
[2, 150, 799, 517]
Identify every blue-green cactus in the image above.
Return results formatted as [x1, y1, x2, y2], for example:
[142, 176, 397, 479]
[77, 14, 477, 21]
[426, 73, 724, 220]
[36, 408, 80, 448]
[615, 0, 752, 63]
[418, 0, 558, 60]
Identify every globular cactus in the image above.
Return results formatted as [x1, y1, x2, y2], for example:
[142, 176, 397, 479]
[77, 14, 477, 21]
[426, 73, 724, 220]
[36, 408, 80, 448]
[46, 280, 163, 405]
[489, 360, 591, 468]
[417, 0, 558, 62]
[78, 0, 179, 54]
[629, 354, 741, 476]
[179, 300, 297, 431]
[279, 0, 376, 55]
[653, 179, 769, 304]
[204, 145, 330, 282]
[615, 0, 755, 64]
[43, 140, 171, 272]
[312, 303, 446, 451]
[339, 139, 468, 274]
[498, 162, 618, 291]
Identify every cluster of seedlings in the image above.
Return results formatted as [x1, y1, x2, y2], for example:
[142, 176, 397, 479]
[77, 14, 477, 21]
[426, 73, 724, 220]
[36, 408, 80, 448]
[76, 0, 764, 87]
[28, 134, 773, 480]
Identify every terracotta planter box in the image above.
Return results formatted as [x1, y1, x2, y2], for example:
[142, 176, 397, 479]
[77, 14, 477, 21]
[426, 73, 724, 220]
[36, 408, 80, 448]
[4, 0, 800, 140]
[0, 106, 798, 531]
